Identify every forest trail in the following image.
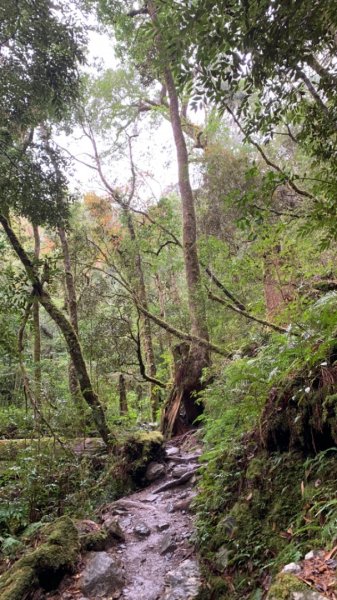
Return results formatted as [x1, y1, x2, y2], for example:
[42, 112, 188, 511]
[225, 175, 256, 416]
[48, 432, 202, 600]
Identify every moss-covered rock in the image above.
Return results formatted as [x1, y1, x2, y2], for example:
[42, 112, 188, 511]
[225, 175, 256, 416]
[0, 516, 79, 600]
[267, 574, 308, 600]
[121, 431, 165, 484]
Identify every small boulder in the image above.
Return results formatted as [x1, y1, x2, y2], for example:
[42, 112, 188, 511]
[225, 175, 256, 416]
[145, 461, 166, 482]
[156, 522, 170, 532]
[133, 522, 151, 538]
[282, 562, 301, 574]
[171, 465, 189, 479]
[160, 533, 177, 555]
[162, 559, 201, 599]
[80, 552, 124, 598]
[166, 447, 179, 457]
[104, 517, 125, 542]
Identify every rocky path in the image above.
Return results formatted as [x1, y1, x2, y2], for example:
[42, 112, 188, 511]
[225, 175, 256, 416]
[50, 432, 203, 600]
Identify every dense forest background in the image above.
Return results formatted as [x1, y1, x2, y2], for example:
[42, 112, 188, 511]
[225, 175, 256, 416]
[0, 1, 337, 599]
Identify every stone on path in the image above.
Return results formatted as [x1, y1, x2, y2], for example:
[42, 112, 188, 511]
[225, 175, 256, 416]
[282, 562, 301, 574]
[80, 551, 124, 598]
[166, 446, 179, 457]
[133, 522, 151, 537]
[161, 559, 201, 599]
[145, 461, 166, 482]
[160, 533, 177, 555]
[156, 522, 170, 532]
[171, 465, 191, 479]
[103, 516, 125, 542]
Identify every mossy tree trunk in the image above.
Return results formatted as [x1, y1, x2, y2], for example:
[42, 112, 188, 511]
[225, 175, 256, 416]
[0, 214, 114, 448]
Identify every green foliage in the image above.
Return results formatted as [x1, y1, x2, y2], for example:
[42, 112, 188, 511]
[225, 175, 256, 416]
[0, 0, 84, 225]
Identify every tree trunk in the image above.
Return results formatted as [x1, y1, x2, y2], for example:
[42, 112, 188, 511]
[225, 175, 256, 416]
[58, 227, 82, 409]
[118, 373, 128, 415]
[125, 212, 160, 420]
[148, 1, 210, 435]
[263, 246, 295, 318]
[32, 225, 41, 413]
[0, 214, 113, 447]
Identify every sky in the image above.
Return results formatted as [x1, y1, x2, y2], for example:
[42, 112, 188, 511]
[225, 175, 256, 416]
[58, 26, 181, 207]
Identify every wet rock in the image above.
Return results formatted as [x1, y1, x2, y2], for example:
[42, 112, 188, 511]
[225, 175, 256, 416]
[133, 522, 151, 537]
[214, 545, 229, 571]
[171, 465, 191, 479]
[282, 562, 301, 574]
[156, 522, 170, 532]
[162, 559, 201, 599]
[166, 446, 179, 457]
[104, 517, 125, 542]
[145, 461, 165, 482]
[145, 494, 158, 502]
[178, 491, 189, 499]
[80, 551, 124, 598]
[304, 550, 322, 560]
[160, 533, 177, 555]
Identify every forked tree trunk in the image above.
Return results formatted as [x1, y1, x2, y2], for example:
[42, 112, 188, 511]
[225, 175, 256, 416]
[148, 1, 210, 435]
[0, 214, 113, 447]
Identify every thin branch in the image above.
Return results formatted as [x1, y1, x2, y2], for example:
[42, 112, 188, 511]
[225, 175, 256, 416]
[136, 301, 229, 357]
[295, 66, 331, 118]
[204, 267, 246, 310]
[135, 316, 166, 388]
[225, 104, 315, 200]
[208, 290, 297, 335]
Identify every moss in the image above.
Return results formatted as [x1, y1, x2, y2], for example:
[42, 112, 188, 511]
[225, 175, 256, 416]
[122, 430, 165, 484]
[0, 566, 37, 600]
[0, 516, 79, 600]
[246, 455, 267, 481]
[267, 574, 307, 600]
[196, 575, 229, 599]
[80, 528, 108, 551]
[134, 431, 164, 445]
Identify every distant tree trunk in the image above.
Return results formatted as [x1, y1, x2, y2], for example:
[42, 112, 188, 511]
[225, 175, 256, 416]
[155, 273, 175, 379]
[148, 1, 210, 436]
[0, 214, 113, 447]
[263, 246, 295, 318]
[125, 212, 160, 420]
[58, 227, 82, 409]
[32, 225, 41, 413]
[118, 373, 128, 415]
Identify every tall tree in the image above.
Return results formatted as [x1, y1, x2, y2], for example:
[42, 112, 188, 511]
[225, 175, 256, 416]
[0, 0, 114, 446]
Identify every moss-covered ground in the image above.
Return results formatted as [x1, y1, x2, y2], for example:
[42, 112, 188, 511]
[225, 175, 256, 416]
[195, 441, 337, 599]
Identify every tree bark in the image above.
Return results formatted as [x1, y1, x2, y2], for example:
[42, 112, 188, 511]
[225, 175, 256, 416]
[0, 214, 113, 447]
[148, 1, 210, 435]
[32, 225, 41, 412]
[118, 373, 128, 415]
[58, 227, 82, 409]
[125, 211, 160, 420]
